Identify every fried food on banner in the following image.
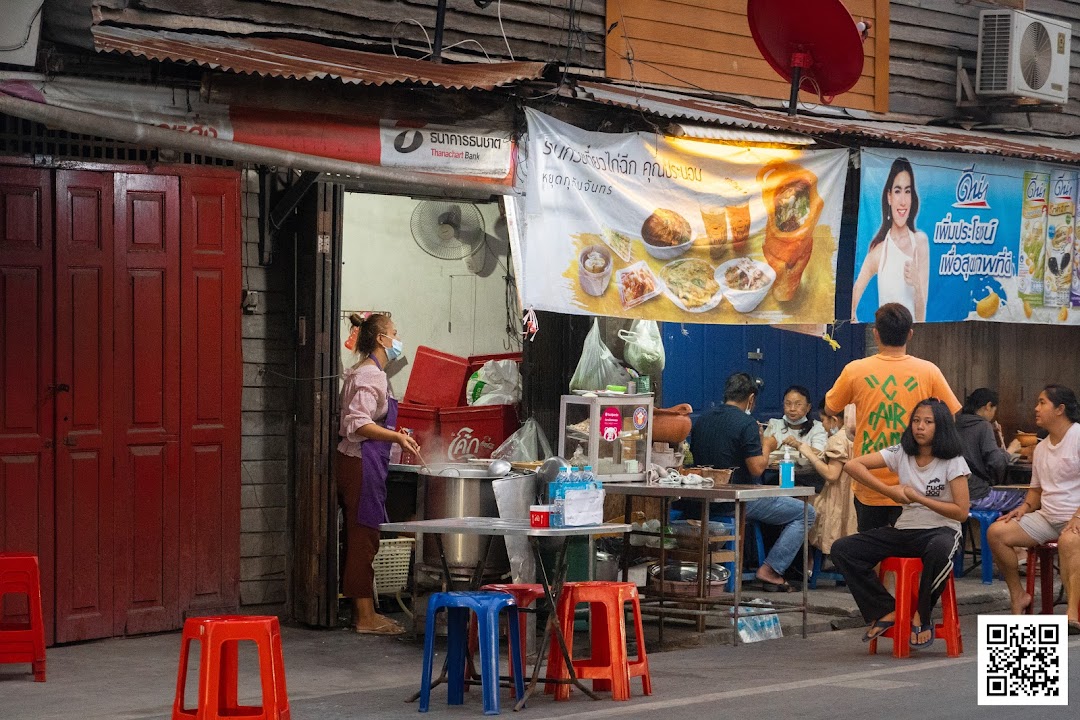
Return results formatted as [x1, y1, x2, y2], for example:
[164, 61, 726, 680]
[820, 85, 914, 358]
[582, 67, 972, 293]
[642, 209, 692, 248]
[976, 291, 1000, 318]
[758, 161, 824, 302]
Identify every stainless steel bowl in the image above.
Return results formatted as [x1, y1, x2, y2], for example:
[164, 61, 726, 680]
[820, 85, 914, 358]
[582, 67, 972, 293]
[647, 561, 730, 584]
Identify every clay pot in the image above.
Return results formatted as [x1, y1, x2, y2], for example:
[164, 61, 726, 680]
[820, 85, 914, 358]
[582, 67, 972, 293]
[653, 403, 693, 444]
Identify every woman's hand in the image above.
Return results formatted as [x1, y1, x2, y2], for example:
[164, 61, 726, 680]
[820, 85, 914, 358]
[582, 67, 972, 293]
[902, 485, 922, 504]
[397, 432, 420, 456]
[781, 436, 801, 450]
[881, 484, 908, 504]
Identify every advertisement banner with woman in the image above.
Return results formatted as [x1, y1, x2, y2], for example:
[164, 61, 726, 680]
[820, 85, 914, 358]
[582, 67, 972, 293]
[854, 148, 1080, 325]
[520, 109, 848, 325]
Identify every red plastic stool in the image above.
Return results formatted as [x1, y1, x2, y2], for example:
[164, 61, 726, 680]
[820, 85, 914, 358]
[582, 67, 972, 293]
[1025, 543, 1058, 615]
[545, 581, 651, 701]
[173, 616, 290, 720]
[466, 583, 547, 697]
[869, 557, 962, 659]
[0, 553, 46, 682]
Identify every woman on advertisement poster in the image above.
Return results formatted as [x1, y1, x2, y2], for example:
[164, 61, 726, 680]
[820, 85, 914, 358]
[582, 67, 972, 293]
[852, 158, 929, 322]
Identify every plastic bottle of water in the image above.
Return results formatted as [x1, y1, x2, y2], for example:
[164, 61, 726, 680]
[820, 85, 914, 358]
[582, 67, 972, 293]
[583, 465, 599, 488]
[780, 446, 796, 488]
[550, 466, 570, 527]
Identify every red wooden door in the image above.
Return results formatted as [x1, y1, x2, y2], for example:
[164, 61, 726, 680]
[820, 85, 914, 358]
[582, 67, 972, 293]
[179, 176, 241, 613]
[0, 168, 55, 644]
[53, 171, 116, 643]
[111, 174, 181, 635]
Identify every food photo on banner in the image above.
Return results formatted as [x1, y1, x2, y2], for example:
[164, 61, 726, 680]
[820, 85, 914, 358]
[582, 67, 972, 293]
[853, 148, 1080, 326]
[519, 108, 848, 325]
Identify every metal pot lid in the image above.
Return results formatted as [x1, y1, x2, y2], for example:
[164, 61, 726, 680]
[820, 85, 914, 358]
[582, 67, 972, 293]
[418, 462, 509, 479]
[648, 561, 730, 583]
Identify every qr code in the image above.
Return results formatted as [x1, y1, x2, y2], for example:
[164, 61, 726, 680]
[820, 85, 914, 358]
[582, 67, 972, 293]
[978, 616, 1069, 705]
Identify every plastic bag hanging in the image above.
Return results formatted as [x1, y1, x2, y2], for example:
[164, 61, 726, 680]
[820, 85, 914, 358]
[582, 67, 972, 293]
[618, 319, 666, 376]
[569, 319, 631, 392]
[491, 418, 553, 462]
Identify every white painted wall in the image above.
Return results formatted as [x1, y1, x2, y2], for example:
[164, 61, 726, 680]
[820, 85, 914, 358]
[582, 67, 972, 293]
[340, 192, 519, 393]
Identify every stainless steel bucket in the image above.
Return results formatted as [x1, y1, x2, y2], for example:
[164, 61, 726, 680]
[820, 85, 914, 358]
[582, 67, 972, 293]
[420, 464, 511, 571]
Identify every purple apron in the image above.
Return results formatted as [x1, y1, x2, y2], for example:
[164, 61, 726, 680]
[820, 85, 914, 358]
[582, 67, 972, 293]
[357, 359, 399, 529]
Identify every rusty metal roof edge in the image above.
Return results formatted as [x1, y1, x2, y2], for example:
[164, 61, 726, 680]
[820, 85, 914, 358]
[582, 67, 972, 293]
[572, 79, 1080, 164]
[91, 25, 547, 92]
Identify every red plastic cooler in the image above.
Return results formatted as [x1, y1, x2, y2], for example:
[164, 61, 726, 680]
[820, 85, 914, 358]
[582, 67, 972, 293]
[403, 346, 469, 408]
[395, 402, 439, 465]
[438, 405, 520, 462]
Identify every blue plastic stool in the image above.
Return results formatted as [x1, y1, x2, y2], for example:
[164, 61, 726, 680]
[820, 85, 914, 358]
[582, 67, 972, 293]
[809, 547, 845, 589]
[964, 509, 1002, 584]
[420, 591, 525, 715]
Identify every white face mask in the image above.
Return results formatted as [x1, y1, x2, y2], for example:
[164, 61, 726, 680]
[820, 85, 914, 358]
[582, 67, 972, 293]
[379, 333, 404, 361]
[787, 415, 808, 425]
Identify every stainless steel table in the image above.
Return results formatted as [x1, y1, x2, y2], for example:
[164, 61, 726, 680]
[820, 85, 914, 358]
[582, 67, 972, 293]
[381, 517, 630, 711]
[603, 482, 815, 646]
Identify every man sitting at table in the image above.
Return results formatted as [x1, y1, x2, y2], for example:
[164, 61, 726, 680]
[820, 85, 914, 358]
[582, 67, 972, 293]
[955, 388, 1023, 514]
[684, 372, 816, 593]
[987, 384, 1080, 633]
[762, 385, 828, 466]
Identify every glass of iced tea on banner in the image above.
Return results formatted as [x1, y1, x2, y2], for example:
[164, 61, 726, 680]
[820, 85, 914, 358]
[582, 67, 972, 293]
[700, 203, 729, 261]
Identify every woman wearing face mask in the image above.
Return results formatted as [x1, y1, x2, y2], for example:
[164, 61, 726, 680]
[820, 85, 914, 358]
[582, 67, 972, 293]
[762, 385, 827, 466]
[337, 312, 420, 635]
[785, 400, 858, 555]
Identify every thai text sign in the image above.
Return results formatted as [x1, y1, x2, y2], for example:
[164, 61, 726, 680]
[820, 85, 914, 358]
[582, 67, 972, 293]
[521, 109, 848, 324]
[854, 148, 1080, 324]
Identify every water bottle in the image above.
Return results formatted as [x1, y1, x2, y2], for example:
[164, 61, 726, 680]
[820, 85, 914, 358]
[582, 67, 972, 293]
[780, 446, 795, 488]
[550, 466, 570, 528]
[583, 465, 599, 488]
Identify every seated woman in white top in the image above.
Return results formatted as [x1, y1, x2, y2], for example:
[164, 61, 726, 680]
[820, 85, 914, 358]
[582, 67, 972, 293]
[762, 385, 827, 466]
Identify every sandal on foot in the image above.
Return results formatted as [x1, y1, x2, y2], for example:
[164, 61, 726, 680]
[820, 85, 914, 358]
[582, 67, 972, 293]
[862, 619, 894, 643]
[1068, 621, 1080, 636]
[353, 619, 405, 636]
[910, 623, 935, 649]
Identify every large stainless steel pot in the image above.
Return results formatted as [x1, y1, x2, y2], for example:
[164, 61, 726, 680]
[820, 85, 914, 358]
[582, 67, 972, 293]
[420, 463, 511, 571]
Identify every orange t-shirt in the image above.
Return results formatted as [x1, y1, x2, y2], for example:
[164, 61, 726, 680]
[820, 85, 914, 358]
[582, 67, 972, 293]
[825, 353, 961, 506]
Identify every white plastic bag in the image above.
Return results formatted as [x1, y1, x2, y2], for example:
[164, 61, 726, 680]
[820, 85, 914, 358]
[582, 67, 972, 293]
[466, 359, 522, 406]
[618, 320, 665, 376]
[492, 418, 553, 462]
[570, 319, 631, 392]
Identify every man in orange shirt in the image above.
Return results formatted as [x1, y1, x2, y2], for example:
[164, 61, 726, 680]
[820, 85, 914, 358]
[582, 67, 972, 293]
[826, 303, 961, 531]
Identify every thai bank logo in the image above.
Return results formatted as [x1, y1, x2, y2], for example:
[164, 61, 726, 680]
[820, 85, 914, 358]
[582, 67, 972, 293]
[953, 165, 991, 209]
[447, 427, 495, 461]
[393, 129, 424, 154]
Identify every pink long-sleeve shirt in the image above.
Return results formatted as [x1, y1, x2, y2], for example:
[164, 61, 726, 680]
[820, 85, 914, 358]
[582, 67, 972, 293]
[337, 363, 395, 458]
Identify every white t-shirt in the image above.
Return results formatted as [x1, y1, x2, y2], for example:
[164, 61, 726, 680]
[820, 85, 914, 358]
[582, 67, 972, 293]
[1031, 423, 1080, 524]
[880, 445, 970, 532]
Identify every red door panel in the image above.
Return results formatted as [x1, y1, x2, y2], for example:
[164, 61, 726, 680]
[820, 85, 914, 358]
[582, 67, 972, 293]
[112, 174, 181, 635]
[53, 170, 114, 643]
[0, 168, 54, 644]
[180, 175, 241, 613]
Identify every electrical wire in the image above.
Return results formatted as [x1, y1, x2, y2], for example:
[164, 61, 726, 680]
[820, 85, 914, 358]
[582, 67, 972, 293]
[420, 39, 491, 62]
[0, 2, 43, 52]
[497, 0, 515, 61]
[390, 19, 434, 57]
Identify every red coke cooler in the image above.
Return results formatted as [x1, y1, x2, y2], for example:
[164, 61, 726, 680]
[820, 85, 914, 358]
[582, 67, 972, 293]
[403, 346, 470, 408]
[396, 402, 439, 465]
[438, 405, 520, 462]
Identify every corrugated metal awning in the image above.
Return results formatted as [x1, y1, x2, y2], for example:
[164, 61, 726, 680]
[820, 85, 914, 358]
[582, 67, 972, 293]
[92, 26, 547, 91]
[575, 81, 1080, 164]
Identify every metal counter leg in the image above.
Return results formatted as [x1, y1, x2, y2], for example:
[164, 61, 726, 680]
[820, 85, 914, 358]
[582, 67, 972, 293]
[733, 500, 743, 647]
[802, 499, 809, 639]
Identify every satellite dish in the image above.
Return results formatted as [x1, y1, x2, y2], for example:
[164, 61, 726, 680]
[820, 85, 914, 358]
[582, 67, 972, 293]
[747, 0, 867, 116]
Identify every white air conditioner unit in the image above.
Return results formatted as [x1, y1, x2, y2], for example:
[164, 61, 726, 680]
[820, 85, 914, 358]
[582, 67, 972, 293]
[976, 9, 1072, 104]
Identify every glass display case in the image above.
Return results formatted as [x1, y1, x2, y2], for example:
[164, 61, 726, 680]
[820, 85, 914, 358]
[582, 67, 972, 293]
[558, 394, 653, 482]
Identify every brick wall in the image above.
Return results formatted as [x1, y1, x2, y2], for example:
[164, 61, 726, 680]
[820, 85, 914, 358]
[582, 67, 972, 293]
[239, 168, 293, 609]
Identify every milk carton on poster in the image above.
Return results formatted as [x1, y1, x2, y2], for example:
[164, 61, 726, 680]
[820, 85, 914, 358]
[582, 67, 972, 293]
[1044, 171, 1075, 307]
[1019, 171, 1049, 307]
[1073, 199, 1080, 306]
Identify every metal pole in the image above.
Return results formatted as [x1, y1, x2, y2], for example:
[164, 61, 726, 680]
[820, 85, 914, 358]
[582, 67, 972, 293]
[787, 66, 802, 117]
[432, 0, 449, 62]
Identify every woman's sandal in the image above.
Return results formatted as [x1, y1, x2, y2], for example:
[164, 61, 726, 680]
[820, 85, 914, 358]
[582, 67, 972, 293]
[862, 619, 894, 642]
[910, 623, 935, 650]
[353, 618, 405, 636]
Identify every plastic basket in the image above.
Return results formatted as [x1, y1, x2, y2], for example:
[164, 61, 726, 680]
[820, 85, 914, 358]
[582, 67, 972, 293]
[372, 537, 415, 616]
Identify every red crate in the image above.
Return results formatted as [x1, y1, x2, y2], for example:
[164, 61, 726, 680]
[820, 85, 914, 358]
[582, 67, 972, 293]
[438, 405, 520, 462]
[396, 402, 439, 465]
[403, 346, 470, 408]
[459, 352, 524, 406]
